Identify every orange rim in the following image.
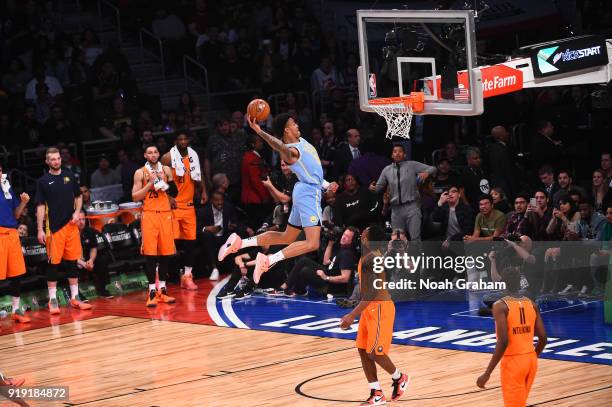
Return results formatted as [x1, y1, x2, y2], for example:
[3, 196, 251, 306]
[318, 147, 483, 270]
[369, 92, 425, 112]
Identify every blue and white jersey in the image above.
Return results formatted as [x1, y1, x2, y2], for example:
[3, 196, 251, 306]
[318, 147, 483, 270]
[285, 138, 323, 187]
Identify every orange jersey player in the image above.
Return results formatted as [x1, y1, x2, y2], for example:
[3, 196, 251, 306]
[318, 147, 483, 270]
[161, 130, 207, 288]
[35, 147, 92, 314]
[340, 225, 409, 406]
[477, 267, 547, 407]
[132, 145, 177, 307]
[0, 162, 31, 323]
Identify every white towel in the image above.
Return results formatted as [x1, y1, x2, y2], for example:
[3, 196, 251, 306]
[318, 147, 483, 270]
[145, 162, 169, 191]
[1, 174, 12, 199]
[170, 146, 201, 182]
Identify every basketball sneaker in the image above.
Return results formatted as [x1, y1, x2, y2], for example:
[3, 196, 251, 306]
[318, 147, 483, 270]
[48, 298, 60, 314]
[391, 373, 410, 401]
[216, 287, 236, 299]
[181, 275, 198, 290]
[146, 290, 158, 307]
[157, 288, 176, 304]
[253, 253, 270, 284]
[233, 289, 252, 300]
[218, 233, 242, 261]
[70, 297, 93, 310]
[11, 309, 31, 323]
[360, 389, 386, 406]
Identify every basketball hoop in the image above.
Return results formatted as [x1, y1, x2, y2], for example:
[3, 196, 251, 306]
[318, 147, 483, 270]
[369, 92, 425, 139]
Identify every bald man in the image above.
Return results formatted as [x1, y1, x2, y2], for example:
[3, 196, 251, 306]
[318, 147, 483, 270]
[486, 125, 519, 200]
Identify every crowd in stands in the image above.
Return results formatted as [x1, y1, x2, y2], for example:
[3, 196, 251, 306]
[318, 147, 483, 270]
[1, 1, 611, 308]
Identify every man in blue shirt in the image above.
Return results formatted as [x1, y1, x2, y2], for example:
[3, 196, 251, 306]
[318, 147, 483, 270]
[0, 163, 31, 323]
[219, 113, 339, 284]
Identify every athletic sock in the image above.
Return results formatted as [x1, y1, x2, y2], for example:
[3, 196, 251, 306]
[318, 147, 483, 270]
[70, 284, 79, 300]
[368, 381, 381, 390]
[48, 287, 57, 300]
[159, 281, 166, 289]
[242, 236, 258, 248]
[268, 251, 285, 266]
[391, 369, 401, 380]
[11, 297, 20, 313]
[148, 284, 156, 292]
[184, 266, 192, 277]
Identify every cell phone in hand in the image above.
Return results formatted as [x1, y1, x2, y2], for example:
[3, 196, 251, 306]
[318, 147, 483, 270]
[530, 198, 536, 207]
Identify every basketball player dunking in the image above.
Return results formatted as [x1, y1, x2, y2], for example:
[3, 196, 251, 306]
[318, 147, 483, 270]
[218, 113, 338, 283]
[340, 225, 409, 406]
[477, 267, 547, 407]
[161, 130, 207, 290]
[132, 145, 178, 307]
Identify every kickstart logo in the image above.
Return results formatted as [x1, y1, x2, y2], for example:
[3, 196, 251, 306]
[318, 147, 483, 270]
[553, 46, 602, 64]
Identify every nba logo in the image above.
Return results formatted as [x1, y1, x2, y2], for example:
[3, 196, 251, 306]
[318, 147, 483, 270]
[369, 73, 377, 98]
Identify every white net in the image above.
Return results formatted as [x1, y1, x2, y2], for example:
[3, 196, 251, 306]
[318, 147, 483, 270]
[371, 103, 414, 139]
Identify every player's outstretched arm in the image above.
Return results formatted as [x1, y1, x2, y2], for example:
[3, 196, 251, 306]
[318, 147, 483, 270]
[247, 115, 299, 165]
[477, 301, 508, 388]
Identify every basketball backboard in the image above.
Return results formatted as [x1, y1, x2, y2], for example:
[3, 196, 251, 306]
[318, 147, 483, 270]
[357, 9, 483, 116]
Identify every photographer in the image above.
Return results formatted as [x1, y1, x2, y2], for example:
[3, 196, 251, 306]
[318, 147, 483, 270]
[384, 229, 420, 301]
[261, 160, 298, 231]
[282, 226, 359, 296]
[480, 236, 535, 314]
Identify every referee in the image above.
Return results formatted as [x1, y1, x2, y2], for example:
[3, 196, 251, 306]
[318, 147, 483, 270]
[0, 163, 31, 323]
[36, 147, 92, 313]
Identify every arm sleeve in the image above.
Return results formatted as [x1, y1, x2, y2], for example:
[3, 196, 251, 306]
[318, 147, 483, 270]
[374, 168, 388, 193]
[414, 161, 436, 175]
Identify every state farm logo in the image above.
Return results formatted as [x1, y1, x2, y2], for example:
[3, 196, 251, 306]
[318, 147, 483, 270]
[458, 64, 523, 98]
[482, 74, 517, 92]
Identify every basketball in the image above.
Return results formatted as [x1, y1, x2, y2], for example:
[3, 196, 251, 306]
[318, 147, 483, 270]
[247, 99, 270, 121]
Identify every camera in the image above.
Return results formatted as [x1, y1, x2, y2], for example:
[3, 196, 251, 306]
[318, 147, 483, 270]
[324, 226, 344, 242]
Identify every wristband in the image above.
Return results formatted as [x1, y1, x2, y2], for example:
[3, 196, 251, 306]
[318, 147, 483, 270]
[322, 180, 330, 190]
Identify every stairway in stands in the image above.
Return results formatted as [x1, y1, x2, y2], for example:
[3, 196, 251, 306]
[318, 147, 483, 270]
[57, 1, 217, 122]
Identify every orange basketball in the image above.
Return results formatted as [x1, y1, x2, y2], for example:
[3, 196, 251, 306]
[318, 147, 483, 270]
[247, 99, 270, 122]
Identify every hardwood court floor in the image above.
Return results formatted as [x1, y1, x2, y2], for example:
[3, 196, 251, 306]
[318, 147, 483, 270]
[1, 316, 610, 406]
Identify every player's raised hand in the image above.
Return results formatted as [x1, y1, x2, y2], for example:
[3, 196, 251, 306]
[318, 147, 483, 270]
[19, 192, 30, 203]
[246, 114, 262, 134]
